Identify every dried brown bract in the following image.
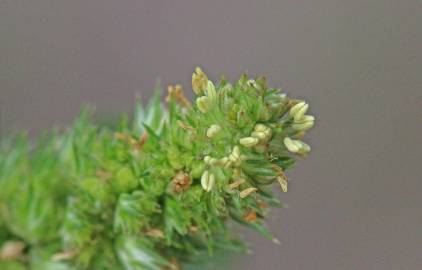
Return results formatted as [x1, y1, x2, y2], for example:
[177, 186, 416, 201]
[171, 171, 191, 193]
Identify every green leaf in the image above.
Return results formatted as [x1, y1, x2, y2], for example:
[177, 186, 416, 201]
[115, 236, 169, 270]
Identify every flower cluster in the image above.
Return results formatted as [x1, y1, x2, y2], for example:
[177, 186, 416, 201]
[0, 68, 315, 270]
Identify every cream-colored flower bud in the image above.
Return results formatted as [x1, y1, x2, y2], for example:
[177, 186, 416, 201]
[239, 137, 259, 147]
[209, 158, 221, 166]
[201, 170, 215, 192]
[251, 131, 264, 140]
[205, 80, 217, 101]
[206, 124, 222, 138]
[196, 96, 209, 113]
[192, 67, 208, 95]
[207, 173, 215, 191]
[228, 146, 244, 167]
[200, 170, 209, 189]
[284, 137, 311, 154]
[229, 146, 240, 162]
[292, 115, 315, 131]
[284, 137, 300, 153]
[290, 101, 309, 121]
[219, 157, 229, 167]
[254, 123, 268, 132]
[224, 160, 233, 169]
[205, 155, 229, 167]
[300, 141, 311, 153]
[252, 124, 272, 142]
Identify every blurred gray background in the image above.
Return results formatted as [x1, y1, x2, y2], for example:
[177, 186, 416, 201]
[1, 1, 421, 269]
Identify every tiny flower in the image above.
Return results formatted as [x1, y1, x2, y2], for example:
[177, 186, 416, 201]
[200, 170, 215, 192]
[289, 101, 309, 121]
[196, 96, 210, 113]
[283, 137, 311, 154]
[192, 67, 208, 95]
[190, 161, 206, 179]
[239, 137, 259, 147]
[206, 124, 222, 138]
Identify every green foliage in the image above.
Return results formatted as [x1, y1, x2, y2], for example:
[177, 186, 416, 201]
[0, 69, 315, 269]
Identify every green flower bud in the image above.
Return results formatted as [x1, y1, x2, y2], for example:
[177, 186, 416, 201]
[114, 167, 138, 193]
[190, 161, 206, 179]
[229, 146, 240, 162]
[81, 177, 111, 203]
[239, 137, 259, 147]
[258, 105, 271, 121]
[167, 146, 184, 170]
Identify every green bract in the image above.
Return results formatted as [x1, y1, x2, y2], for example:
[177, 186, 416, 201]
[0, 69, 315, 270]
